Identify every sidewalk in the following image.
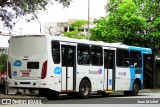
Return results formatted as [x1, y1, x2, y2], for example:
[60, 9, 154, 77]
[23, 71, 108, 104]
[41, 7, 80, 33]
[139, 89, 160, 93]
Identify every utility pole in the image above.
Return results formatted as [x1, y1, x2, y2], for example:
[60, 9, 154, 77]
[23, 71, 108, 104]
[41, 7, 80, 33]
[88, 0, 90, 40]
[19, 28, 22, 36]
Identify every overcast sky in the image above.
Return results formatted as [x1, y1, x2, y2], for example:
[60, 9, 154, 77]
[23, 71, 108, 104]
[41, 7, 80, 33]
[0, 0, 108, 47]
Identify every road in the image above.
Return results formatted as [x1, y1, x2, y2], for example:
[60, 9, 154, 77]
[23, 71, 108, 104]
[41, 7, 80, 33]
[1, 92, 160, 107]
[43, 92, 160, 104]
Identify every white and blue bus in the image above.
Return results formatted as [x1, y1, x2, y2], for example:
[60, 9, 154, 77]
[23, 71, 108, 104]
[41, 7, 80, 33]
[7, 35, 152, 99]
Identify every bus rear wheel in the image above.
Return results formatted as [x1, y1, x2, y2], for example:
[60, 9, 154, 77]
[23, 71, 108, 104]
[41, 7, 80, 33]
[79, 79, 91, 99]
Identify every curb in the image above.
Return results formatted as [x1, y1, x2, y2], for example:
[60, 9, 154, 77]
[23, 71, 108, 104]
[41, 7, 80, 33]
[140, 89, 160, 93]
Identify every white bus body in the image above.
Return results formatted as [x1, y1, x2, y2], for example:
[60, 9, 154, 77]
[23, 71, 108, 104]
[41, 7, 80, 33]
[7, 35, 152, 99]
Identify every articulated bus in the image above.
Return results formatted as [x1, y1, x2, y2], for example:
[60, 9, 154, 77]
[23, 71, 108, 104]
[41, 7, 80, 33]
[7, 35, 152, 99]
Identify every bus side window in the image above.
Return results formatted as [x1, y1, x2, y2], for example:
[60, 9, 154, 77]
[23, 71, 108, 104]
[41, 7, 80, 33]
[51, 41, 60, 64]
[130, 51, 142, 68]
[104, 50, 114, 69]
[77, 44, 90, 65]
[91, 46, 103, 66]
[116, 49, 129, 67]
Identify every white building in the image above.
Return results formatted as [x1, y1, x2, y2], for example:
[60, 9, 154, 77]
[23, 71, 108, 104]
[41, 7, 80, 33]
[43, 19, 94, 36]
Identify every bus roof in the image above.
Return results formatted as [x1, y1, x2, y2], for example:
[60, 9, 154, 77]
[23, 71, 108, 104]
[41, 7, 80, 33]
[10, 35, 152, 54]
[51, 36, 152, 53]
[128, 46, 152, 54]
[51, 36, 128, 49]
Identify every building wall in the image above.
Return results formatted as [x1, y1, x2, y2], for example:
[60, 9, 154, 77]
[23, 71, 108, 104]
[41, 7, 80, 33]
[43, 19, 94, 36]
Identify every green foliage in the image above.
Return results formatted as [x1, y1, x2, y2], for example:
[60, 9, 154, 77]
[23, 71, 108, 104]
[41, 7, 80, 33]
[0, 0, 72, 29]
[64, 19, 88, 39]
[139, 0, 160, 55]
[64, 31, 78, 38]
[0, 54, 8, 73]
[90, 0, 160, 55]
[91, 0, 146, 44]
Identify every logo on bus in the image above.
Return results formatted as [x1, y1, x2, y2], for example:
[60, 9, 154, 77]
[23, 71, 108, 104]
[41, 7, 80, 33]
[98, 69, 102, 74]
[14, 60, 22, 67]
[89, 69, 102, 75]
[54, 67, 61, 74]
[13, 71, 17, 76]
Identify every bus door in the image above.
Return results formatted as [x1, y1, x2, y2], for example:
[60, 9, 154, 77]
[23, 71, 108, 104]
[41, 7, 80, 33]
[61, 45, 76, 91]
[129, 51, 142, 89]
[104, 49, 115, 91]
[143, 54, 153, 88]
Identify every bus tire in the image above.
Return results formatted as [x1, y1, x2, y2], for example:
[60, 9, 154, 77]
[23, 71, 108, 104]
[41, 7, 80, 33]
[79, 79, 91, 99]
[131, 81, 139, 96]
[124, 81, 139, 96]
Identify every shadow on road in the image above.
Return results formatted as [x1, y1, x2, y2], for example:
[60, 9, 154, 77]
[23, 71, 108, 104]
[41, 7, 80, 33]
[48, 93, 148, 101]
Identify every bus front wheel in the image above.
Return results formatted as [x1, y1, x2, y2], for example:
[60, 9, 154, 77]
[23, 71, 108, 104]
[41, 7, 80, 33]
[124, 81, 139, 96]
[131, 81, 139, 96]
[79, 79, 91, 99]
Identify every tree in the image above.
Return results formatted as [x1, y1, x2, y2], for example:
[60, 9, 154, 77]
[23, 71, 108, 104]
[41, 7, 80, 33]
[0, 54, 7, 73]
[128, 0, 160, 55]
[90, 0, 160, 55]
[140, 0, 160, 55]
[0, 0, 72, 29]
[64, 19, 89, 39]
[90, 0, 147, 46]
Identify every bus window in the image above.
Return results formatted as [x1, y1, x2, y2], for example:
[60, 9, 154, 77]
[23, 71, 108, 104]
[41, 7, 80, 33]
[116, 49, 129, 67]
[91, 46, 103, 66]
[77, 44, 90, 65]
[67, 47, 74, 67]
[51, 41, 60, 64]
[130, 51, 142, 68]
[104, 50, 114, 69]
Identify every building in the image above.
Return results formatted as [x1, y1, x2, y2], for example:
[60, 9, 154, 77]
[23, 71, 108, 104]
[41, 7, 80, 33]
[43, 19, 94, 36]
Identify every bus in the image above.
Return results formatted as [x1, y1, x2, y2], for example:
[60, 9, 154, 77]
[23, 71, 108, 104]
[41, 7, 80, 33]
[7, 35, 152, 99]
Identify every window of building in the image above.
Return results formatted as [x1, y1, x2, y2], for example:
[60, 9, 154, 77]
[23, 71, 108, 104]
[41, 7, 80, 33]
[85, 28, 88, 32]
[64, 27, 68, 32]
[116, 49, 129, 67]
[69, 27, 74, 32]
[130, 51, 142, 67]
[77, 44, 90, 65]
[51, 41, 60, 64]
[91, 46, 103, 66]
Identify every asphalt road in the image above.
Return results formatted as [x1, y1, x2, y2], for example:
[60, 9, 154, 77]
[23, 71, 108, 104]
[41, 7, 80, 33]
[1, 92, 160, 107]
[43, 92, 160, 104]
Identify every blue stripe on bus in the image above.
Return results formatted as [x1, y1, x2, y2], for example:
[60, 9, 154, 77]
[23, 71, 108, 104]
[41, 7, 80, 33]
[128, 46, 152, 54]
[129, 67, 144, 90]
[129, 67, 135, 90]
[128, 46, 151, 90]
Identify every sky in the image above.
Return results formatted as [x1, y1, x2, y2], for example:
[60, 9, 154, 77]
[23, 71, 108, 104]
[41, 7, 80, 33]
[0, 0, 108, 47]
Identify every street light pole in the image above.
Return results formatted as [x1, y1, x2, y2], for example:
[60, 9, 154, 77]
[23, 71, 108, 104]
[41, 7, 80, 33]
[88, 0, 90, 40]
[19, 28, 22, 36]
